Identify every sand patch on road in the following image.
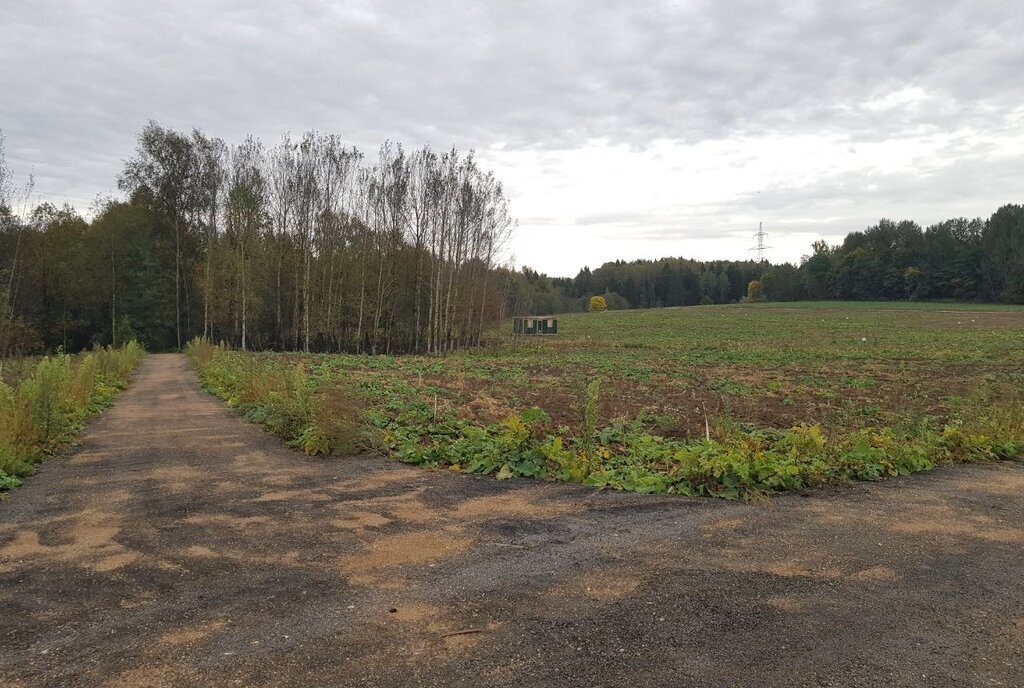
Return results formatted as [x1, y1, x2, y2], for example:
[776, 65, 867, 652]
[341, 530, 473, 574]
[850, 565, 900, 582]
[549, 569, 641, 602]
[332, 510, 394, 531]
[889, 502, 1024, 543]
[452, 491, 577, 520]
[339, 529, 474, 586]
[183, 514, 272, 528]
[0, 509, 141, 573]
[102, 665, 201, 688]
[767, 563, 843, 579]
[254, 488, 331, 502]
[158, 620, 227, 646]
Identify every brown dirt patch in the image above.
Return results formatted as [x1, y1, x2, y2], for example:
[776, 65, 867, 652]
[69, 450, 110, 465]
[254, 488, 331, 502]
[339, 530, 474, 576]
[767, 563, 843, 580]
[331, 510, 394, 531]
[0, 509, 140, 573]
[101, 665, 201, 688]
[850, 566, 900, 582]
[702, 517, 746, 531]
[953, 467, 1024, 495]
[149, 465, 207, 483]
[452, 491, 576, 520]
[336, 467, 427, 493]
[183, 514, 272, 528]
[93, 552, 141, 572]
[889, 503, 1024, 543]
[550, 569, 642, 602]
[462, 394, 517, 425]
[158, 620, 227, 646]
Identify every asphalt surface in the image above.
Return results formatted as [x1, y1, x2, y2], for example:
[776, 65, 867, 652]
[1, 353, 1022, 687]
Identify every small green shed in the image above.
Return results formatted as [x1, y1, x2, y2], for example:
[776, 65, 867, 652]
[513, 316, 558, 335]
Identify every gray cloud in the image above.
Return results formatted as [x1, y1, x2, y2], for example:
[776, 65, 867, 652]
[1, 0, 1021, 272]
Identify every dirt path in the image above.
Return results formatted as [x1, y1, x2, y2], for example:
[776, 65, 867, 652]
[1, 354, 1022, 687]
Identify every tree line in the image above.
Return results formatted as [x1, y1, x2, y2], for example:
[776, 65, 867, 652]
[509, 206, 1024, 313]
[2, 122, 1022, 356]
[1, 123, 513, 355]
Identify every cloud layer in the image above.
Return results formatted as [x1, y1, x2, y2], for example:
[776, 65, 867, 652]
[2, 0, 1021, 274]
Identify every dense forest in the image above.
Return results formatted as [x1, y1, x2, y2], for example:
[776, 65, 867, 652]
[1, 124, 1023, 356]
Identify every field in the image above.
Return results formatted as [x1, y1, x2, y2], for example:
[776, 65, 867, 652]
[189, 302, 1024, 498]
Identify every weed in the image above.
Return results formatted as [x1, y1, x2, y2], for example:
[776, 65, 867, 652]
[0, 341, 145, 490]
[576, 377, 601, 473]
[184, 304, 1024, 500]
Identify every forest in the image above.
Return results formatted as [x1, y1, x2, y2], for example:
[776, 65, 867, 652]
[1, 123, 1023, 356]
[0, 124, 514, 355]
[517, 209, 1024, 314]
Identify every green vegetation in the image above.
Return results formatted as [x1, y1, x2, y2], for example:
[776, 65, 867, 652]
[0, 342, 145, 490]
[1, 123, 511, 356]
[188, 303, 1024, 499]
[5, 123, 1023, 358]
[513, 209, 1024, 314]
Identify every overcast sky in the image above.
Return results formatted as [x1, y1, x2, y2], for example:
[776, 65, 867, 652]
[2, 0, 1022, 276]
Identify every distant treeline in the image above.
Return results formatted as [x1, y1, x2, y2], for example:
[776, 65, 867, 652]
[1, 123, 514, 355]
[510, 206, 1024, 314]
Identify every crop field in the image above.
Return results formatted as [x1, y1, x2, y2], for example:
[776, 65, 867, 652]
[190, 302, 1024, 498]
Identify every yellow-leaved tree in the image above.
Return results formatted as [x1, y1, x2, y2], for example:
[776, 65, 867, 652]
[746, 280, 763, 301]
[589, 295, 608, 312]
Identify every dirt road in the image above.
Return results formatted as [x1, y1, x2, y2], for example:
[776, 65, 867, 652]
[1, 354, 1022, 687]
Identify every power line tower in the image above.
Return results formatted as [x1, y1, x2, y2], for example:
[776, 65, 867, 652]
[750, 222, 771, 265]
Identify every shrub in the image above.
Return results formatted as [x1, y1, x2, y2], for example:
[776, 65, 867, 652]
[575, 378, 601, 473]
[187, 340, 374, 457]
[297, 380, 376, 456]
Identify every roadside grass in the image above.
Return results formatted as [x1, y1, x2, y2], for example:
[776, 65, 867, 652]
[0, 341, 146, 491]
[0, 357, 40, 386]
[187, 302, 1024, 500]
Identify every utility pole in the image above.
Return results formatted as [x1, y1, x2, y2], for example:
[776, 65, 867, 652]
[750, 222, 771, 265]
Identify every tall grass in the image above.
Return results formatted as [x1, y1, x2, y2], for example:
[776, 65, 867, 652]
[186, 338, 373, 456]
[0, 341, 145, 490]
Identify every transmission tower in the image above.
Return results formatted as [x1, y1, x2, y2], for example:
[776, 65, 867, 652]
[750, 222, 771, 264]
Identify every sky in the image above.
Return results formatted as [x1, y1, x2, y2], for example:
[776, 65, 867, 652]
[1, 0, 1022, 277]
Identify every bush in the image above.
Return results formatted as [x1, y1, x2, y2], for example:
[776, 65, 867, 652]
[186, 339, 374, 457]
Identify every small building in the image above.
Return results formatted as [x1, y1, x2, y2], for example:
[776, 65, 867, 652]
[513, 316, 558, 335]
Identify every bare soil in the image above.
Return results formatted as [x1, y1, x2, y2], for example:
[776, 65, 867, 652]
[1, 354, 1022, 687]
